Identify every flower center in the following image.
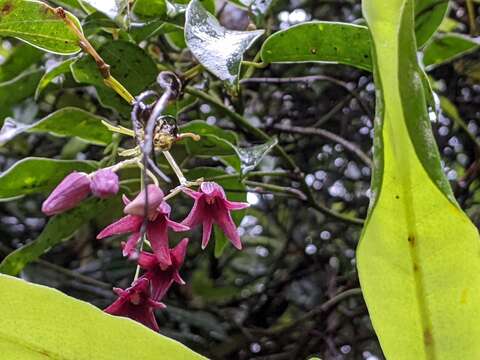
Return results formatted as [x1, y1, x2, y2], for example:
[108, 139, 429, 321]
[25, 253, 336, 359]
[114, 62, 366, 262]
[130, 292, 142, 305]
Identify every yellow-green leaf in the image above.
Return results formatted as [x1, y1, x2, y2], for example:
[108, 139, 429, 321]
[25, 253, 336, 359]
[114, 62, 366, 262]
[358, 0, 480, 359]
[0, 0, 82, 55]
[0, 274, 206, 359]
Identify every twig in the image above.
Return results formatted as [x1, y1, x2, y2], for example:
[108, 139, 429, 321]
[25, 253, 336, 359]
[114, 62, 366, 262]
[241, 75, 372, 118]
[53, 7, 135, 104]
[272, 123, 373, 167]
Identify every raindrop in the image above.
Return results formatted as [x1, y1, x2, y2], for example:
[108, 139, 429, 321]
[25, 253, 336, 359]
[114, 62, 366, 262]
[305, 244, 317, 255]
[250, 342, 262, 354]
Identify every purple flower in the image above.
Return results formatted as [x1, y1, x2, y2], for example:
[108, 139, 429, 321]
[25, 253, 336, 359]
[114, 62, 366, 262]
[138, 238, 188, 300]
[104, 277, 165, 331]
[90, 168, 119, 198]
[97, 185, 189, 268]
[42, 172, 91, 216]
[181, 182, 249, 250]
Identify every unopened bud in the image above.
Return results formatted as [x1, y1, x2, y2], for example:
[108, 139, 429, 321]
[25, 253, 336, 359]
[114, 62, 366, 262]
[90, 168, 119, 199]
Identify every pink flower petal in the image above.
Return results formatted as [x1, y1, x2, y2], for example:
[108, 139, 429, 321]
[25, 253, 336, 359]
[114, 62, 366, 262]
[201, 217, 213, 249]
[97, 215, 143, 239]
[147, 218, 172, 268]
[122, 232, 141, 257]
[223, 199, 249, 211]
[167, 218, 190, 232]
[214, 206, 242, 250]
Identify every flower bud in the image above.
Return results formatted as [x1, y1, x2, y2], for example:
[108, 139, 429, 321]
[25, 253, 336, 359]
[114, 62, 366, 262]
[90, 168, 119, 199]
[42, 172, 91, 216]
[124, 184, 164, 219]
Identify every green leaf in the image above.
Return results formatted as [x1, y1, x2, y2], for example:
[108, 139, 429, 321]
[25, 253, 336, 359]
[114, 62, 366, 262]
[423, 33, 479, 68]
[260, 22, 372, 71]
[81, 0, 128, 23]
[0, 0, 82, 55]
[0, 43, 43, 82]
[186, 167, 247, 257]
[133, 0, 167, 18]
[0, 107, 113, 146]
[185, 0, 264, 90]
[0, 274, 206, 359]
[70, 40, 157, 115]
[35, 58, 76, 99]
[358, 1, 480, 359]
[129, 20, 182, 43]
[179, 120, 238, 157]
[0, 68, 43, 119]
[0, 157, 96, 199]
[0, 197, 117, 275]
[415, 0, 449, 47]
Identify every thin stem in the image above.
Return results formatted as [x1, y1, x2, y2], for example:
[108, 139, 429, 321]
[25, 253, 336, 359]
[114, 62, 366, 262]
[53, 6, 135, 104]
[242, 60, 268, 69]
[466, 0, 477, 35]
[245, 180, 307, 200]
[163, 150, 187, 185]
[241, 75, 372, 118]
[272, 124, 373, 168]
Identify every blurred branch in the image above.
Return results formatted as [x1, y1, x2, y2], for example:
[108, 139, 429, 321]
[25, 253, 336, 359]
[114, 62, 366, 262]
[272, 123, 373, 167]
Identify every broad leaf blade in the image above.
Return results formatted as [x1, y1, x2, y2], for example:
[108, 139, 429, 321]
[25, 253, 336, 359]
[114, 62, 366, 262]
[0, 43, 43, 82]
[358, 1, 480, 359]
[0, 0, 82, 55]
[0, 274, 206, 359]
[35, 58, 76, 99]
[261, 22, 372, 71]
[415, 0, 449, 47]
[71, 40, 157, 115]
[0, 157, 96, 199]
[423, 33, 479, 69]
[185, 0, 264, 90]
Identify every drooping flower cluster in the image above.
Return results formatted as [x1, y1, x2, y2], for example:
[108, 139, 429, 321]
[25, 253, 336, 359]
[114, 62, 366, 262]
[42, 170, 248, 331]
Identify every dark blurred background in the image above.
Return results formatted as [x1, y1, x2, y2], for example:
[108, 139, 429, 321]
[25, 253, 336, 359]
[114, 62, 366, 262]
[0, 0, 479, 359]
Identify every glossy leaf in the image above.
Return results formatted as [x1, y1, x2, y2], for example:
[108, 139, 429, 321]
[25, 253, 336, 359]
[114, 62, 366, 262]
[415, 0, 449, 47]
[130, 20, 182, 43]
[0, 107, 112, 146]
[81, 0, 128, 23]
[0, 68, 43, 120]
[71, 40, 157, 115]
[0, 157, 96, 199]
[133, 0, 167, 18]
[179, 120, 238, 157]
[185, 0, 264, 90]
[423, 33, 479, 68]
[0, 0, 82, 55]
[0, 274, 206, 359]
[260, 22, 372, 71]
[35, 58, 76, 99]
[0, 44, 43, 82]
[0, 196, 118, 275]
[358, 1, 480, 359]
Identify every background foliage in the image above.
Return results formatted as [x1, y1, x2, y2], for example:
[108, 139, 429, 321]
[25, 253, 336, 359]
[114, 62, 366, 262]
[0, 0, 479, 359]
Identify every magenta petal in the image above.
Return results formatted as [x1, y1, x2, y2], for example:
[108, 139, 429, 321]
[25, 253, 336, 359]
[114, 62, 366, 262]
[182, 187, 202, 200]
[138, 251, 158, 270]
[181, 198, 205, 227]
[90, 168, 119, 198]
[171, 238, 189, 266]
[122, 194, 131, 205]
[122, 232, 141, 257]
[201, 218, 213, 249]
[124, 184, 164, 218]
[42, 172, 91, 216]
[167, 218, 190, 232]
[214, 207, 242, 250]
[224, 199, 249, 211]
[147, 218, 172, 268]
[200, 182, 226, 199]
[97, 215, 143, 239]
